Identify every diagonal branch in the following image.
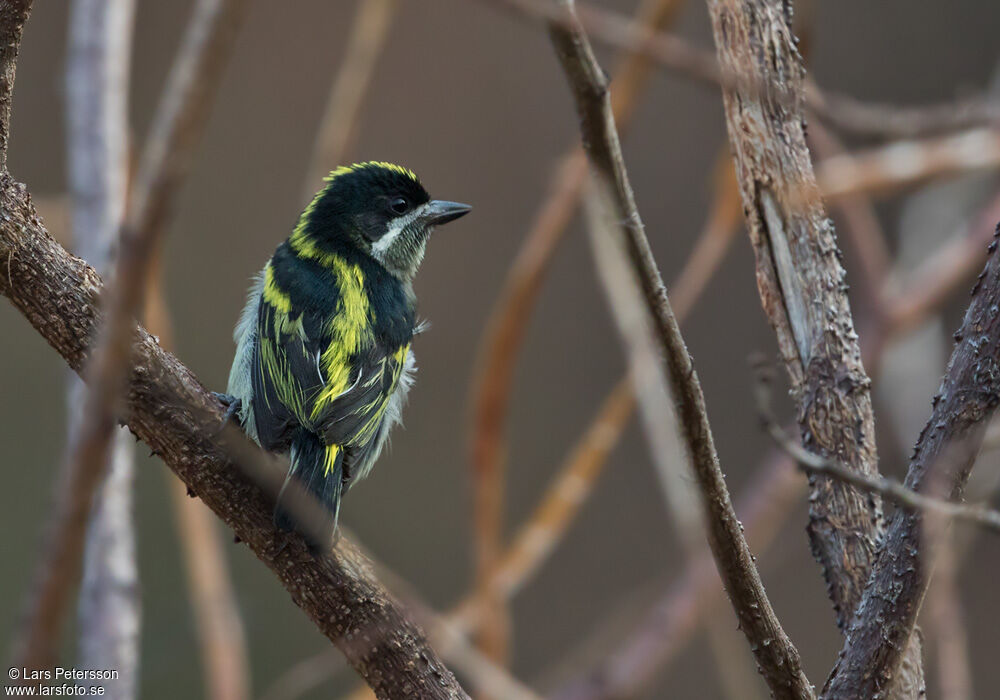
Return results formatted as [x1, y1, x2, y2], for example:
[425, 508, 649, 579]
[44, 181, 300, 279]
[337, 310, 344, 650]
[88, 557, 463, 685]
[823, 227, 1000, 696]
[546, 2, 812, 697]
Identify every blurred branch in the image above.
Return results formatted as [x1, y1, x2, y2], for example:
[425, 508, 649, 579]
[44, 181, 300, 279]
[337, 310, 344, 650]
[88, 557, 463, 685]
[815, 127, 1000, 203]
[824, 229, 1000, 698]
[0, 183, 470, 697]
[925, 533, 974, 700]
[493, 0, 1000, 139]
[14, 0, 249, 672]
[885, 188, 1000, 337]
[755, 364, 1000, 535]
[583, 172, 762, 700]
[300, 0, 396, 200]
[145, 262, 251, 700]
[548, 2, 812, 697]
[468, 0, 687, 673]
[549, 453, 803, 700]
[65, 0, 138, 695]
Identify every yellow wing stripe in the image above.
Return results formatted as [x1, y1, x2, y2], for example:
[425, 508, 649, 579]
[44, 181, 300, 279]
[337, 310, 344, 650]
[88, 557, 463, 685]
[262, 264, 292, 314]
[323, 443, 341, 476]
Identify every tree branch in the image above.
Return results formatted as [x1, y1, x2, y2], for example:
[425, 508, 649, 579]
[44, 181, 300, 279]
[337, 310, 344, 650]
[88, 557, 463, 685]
[755, 366, 1000, 536]
[547, 2, 812, 697]
[823, 226, 1000, 697]
[698, 4, 933, 694]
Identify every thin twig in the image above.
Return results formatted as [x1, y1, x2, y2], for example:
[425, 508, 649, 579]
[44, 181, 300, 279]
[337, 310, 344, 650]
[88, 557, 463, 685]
[755, 367, 1000, 536]
[468, 0, 687, 672]
[548, 2, 812, 696]
[300, 0, 396, 201]
[823, 226, 1000, 698]
[64, 0, 138, 696]
[13, 0, 249, 673]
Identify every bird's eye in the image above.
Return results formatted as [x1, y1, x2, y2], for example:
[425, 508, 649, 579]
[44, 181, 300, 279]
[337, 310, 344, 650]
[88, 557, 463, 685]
[389, 197, 410, 215]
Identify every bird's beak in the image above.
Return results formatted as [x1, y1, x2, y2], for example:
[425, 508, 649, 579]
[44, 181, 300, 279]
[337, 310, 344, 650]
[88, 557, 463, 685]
[423, 200, 472, 226]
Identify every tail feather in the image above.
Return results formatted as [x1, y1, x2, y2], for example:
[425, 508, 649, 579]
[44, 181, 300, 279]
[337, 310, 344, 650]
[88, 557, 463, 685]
[275, 429, 343, 547]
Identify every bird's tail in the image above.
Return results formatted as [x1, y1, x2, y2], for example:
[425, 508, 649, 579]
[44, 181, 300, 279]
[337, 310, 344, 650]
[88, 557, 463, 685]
[274, 429, 343, 546]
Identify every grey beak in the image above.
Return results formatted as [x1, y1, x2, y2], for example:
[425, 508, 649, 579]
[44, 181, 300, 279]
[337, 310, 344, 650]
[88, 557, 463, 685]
[424, 200, 472, 226]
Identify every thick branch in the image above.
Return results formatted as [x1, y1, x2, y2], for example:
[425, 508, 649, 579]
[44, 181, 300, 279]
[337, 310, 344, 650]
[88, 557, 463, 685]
[699, 1, 920, 682]
[823, 227, 1000, 697]
[547, 2, 812, 697]
[0, 179, 468, 699]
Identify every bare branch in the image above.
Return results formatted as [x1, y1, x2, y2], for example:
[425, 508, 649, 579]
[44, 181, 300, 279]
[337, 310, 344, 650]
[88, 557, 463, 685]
[300, 0, 396, 200]
[494, 0, 1000, 139]
[755, 366, 1000, 536]
[815, 128, 1000, 203]
[547, 2, 812, 696]
[823, 226, 1000, 697]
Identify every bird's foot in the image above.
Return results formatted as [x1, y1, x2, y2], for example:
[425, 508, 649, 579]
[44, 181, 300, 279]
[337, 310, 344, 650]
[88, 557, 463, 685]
[211, 392, 242, 434]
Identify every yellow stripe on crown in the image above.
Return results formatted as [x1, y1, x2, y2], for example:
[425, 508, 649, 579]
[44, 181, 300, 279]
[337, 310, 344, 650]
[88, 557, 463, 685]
[324, 161, 418, 184]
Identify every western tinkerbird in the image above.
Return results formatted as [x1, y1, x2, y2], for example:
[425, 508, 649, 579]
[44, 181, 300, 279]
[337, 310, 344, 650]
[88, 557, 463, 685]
[219, 162, 470, 540]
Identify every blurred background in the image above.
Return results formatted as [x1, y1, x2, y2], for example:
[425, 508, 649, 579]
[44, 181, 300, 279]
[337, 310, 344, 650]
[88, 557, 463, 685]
[3, 0, 1000, 698]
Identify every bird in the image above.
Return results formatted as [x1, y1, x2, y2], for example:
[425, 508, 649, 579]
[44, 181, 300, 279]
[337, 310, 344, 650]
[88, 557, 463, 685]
[219, 161, 470, 543]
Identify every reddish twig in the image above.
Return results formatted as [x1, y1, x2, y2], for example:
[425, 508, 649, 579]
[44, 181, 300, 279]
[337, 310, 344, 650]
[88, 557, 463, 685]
[468, 0, 687, 671]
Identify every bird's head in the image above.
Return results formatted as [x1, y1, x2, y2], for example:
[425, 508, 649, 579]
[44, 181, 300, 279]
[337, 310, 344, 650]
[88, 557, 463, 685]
[296, 162, 471, 280]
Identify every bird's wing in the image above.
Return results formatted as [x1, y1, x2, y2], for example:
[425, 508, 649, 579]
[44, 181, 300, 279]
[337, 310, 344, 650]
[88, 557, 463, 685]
[250, 295, 327, 449]
[310, 341, 410, 454]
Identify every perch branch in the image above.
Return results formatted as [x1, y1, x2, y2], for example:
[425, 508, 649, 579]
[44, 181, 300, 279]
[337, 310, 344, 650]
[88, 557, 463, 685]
[0, 5, 466, 697]
[547, 2, 812, 696]
[0, 178, 470, 699]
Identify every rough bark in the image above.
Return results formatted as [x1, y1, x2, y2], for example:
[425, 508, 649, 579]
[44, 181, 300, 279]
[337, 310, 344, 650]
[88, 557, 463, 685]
[703, 0, 924, 694]
[823, 227, 1000, 696]
[548, 3, 813, 697]
[0, 176, 469, 700]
